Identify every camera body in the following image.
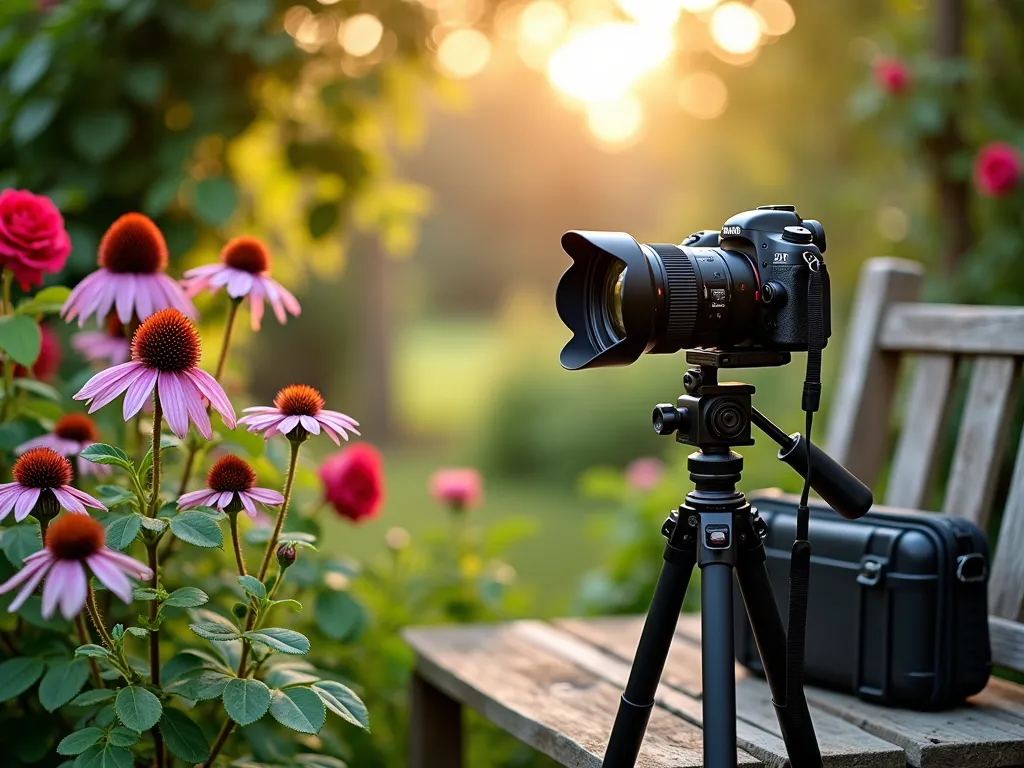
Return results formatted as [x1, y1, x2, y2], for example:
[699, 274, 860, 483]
[555, 205, 832, 371]
[680, 205, 831, 351]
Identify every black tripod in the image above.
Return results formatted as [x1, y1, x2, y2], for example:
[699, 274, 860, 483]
[602, 350, 873, 768]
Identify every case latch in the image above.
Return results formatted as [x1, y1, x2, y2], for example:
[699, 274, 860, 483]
[857, 557, 885, 587]
[956, 553, 987, 583]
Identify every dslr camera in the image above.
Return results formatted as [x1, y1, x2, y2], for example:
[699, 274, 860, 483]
[555, 205, 831, 370]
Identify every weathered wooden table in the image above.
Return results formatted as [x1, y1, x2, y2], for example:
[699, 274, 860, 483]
[405, 614, 1024, 767]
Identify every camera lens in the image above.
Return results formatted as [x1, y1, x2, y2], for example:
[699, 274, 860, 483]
[606, 263, 627, 339]
[707, 399, 746, 439]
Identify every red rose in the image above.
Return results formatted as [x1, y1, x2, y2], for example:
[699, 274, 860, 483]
[318, 443, 385, 523]
[874, 57, 910, 95]
[429, 467, 483, 511]
[0, 189, 71, 289]
[974, 142, 1021, 197]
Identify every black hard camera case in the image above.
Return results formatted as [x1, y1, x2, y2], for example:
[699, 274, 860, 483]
[735, 489, 992, 710]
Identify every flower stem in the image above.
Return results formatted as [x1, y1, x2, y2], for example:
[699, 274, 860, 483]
[85, 584, 116, 649]
[38, 517, 49, 544]
[75, 615, 103, 689]
[148, 398, 163, 516]
[146, 398, 165, 768]
[228, 512, 247, 576]
[203, 719, 236, 768]
[0, 269, 10, 315]
[257, 439, 302, 581]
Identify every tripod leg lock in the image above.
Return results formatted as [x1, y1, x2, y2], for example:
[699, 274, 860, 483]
[603, 697, 656, 767]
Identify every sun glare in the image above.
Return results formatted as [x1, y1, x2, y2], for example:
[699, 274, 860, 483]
[709, 2, 762, 55]
[437, 28, 492, 79]
[586, 96, 644, 146]
[340, 13, 384, 57]
[679, 71, 728, 119]
[615, 0, 682, 27]
[752, 0, 795, 36]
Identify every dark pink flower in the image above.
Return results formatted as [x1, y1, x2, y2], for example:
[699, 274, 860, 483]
[874, 57, 910, 95]
[429, 468, 483, 510]
[319, 443, 385, 524]
[974, 142, 1022, 197]
[0, 189, 71, 290]
[625, 457, 664, 492]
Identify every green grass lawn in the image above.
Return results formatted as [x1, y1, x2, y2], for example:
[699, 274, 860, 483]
[317, 447, 604, 616]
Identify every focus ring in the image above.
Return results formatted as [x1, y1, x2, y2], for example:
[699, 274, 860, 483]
[651, 244, 698, 344]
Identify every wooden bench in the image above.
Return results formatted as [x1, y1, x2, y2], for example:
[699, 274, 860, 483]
[404, 257, 1024, 767]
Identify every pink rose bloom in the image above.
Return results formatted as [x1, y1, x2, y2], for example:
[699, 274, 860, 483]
[874, 57, 910, 95]
[429, 468, 483, 511]
[625, 457, 664, 492]
[975, 142, 1022, 197]
[319, 443, 385, 524]
[0, 189, 72, 289]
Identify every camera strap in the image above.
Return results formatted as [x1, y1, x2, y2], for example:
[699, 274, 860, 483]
[785, 253, 824, 709]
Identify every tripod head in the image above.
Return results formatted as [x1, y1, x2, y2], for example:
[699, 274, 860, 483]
[652, 349, 873, 520]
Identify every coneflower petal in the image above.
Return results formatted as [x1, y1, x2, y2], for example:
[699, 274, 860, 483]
[217, 492, 235, 508]
[86, 554, 133, 603]
[41, 560, 78, 619]
[7, 559, 52, 613]
[158, 372, 189, 438]
[58, 563, 88, 620]
[87, 366, 148, 413]
[185, 368, 235, 428]
[14, 488, 40, 522]
[299, 416, 320, 435]
[226, 271, 254, 298]
[320, 409, 360, 428]
[115, 275, 136, 324]
[241, 406, 279, 414]
[247, 487, 284, 506]
[278, 415, 300, 436]
[0, 554, 52, 595]
[95, 548, 152, 580]
[250, 294, 265, 331]
[90, 281, 118, 330]
[51, 487, 86, 514]
[178, 489, 217, 509]
[318, 422, 343, 446]
[62, 486, 106, 510]
[239, 492, 257, 517]
[75, 361, 143, 400]
[179, 374, 212, 440]
[135, 275, 154, 321]
[123, 366, 158, 421]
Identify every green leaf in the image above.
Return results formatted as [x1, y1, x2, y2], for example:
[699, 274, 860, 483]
[95, 486, 134, 508]
[39, 659, 90, 711]
[162, 648, 232, 681]
[12, 98, 58, 145]
[308, 201, 340, 239]
[17, 285, 72, 315]
[106, 727, 140, 747]
[132, 587, 160, 601]
[169, 511, 223, 548]
[245, 528, 315, 545]
[189, 622, 240, 642]
[57, 727, 103, 755]
[123, 64, 165, 104]
[73, 743, 134, 768]
[105, 515, 142, 551]
[0, 524, 41, 567]
[192, 176, 238, 226]
[243, 628, 310, 655]
[115, 685, 162, 731]
[12, 378, 61, 402]
[74, 644, 111, 660]
[269, 687, 325, 734]
[80, 444, 132, 470]
[9, 36, 54, 95]
[143, 174, 181, 217]
[0, 315, 41, 367]
[222, 678, 270, 726]
[264, 663, 320, 688]
[315, 591, 366, 642]
[160, 707, 211, 763]
[237, 575, 266, 600]
[165, 668, 231, 701]
[164, 587, 208, 608]
[70, 110, 133, 164]
[0, 657, 45, 702]
[138, 516, 167, 532]
[313, 681, 369, 730]
[70, 689, 115, 707]
[125, 626, 148, 638]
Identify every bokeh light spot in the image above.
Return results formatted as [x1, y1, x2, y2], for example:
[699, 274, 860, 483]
[752, 0, 795, 36]
[616, 0, 681, 27]
[340, 13, 384, 57]
[876, 206, 909, 242]
[519, 1, 569, 48]
[710, 2, 762, 55]
[679, 72, 728, 119]
[679, 0, 720, 12]
[586, 96, 644, 146]
[437, 28, 492, 79]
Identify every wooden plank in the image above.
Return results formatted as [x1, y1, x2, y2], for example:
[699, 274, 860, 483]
[989, 425, 1024, 622]
[990, 617, 1024, 673]
[553, 617, 904, 768]
[885, 354, 957, 510]
[672, 613, 1024, 767]
[880, 304, 1024, 356]
[402, 623, 751, 767]
[410, 671, 462, 768]
[826, 258, 924, 489]
[941, 356, 1019, 526]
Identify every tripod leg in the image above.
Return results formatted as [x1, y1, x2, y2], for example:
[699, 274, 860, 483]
[602, 541, 696, 768]
[735, 556, 822, 768]
[700, 562, 737, 768]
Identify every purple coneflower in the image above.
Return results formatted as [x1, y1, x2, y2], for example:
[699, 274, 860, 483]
[0, 514, 151, 620]
[239, 384, 359, 444]
[178, 454, 284, 517]
[61, 213, 196, 328]
[181, 236, 301, 331]
[71, 312, 132, 367]
[73, 309, 236, 439]
[16, 413, 110, 479]
[0, 448, 106, 521]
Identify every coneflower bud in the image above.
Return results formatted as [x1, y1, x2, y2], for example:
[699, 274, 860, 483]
[385, 526, 410, 552]
[277, 543, 296, 570]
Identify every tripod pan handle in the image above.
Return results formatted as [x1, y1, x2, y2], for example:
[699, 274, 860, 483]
[777, 434, 873, 520]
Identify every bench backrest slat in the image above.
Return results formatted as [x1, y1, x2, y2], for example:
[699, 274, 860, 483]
[827, 258, 1024, 671]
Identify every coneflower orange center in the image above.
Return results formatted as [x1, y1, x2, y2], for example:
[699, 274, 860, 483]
[98, 213, 168, 274]
[13, 448, 72, 488]
[54, 413, 99, 443]
[274, 384, 324, 416]
[45, 513, 105, 560]
[207, 454, 256, 493]
[132, 309, 201, 372]
[221, 236, 271, 274]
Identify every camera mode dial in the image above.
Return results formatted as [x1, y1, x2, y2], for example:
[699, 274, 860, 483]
[782, 226, 814, 245]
